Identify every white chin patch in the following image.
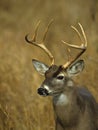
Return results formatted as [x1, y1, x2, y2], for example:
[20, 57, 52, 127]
[57, 94, 69, 105]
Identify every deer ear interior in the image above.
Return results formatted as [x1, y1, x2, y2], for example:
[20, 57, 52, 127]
[66, 60, 84, 77]
[32, 59, 49, 75]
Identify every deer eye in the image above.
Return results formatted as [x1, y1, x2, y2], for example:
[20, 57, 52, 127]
[57, 74, 64, 80]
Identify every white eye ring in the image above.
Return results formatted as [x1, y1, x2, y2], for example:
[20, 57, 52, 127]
[57, 73, 64, 80]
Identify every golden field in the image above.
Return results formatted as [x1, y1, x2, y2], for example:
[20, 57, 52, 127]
[0, 0, 98, 129]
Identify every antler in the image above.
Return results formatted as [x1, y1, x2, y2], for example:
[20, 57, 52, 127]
[62, 23, 87, 69]
[25, 20, 54, 65]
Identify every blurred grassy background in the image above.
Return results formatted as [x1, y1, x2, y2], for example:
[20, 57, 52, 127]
[0, 0, 98, 130]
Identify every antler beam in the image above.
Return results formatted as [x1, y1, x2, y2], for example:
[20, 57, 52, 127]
[61, 23, 87, 69]
[25, 20, 54, 65]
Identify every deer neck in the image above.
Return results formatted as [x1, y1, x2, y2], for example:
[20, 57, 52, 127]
[52, 83, 79, 128]
[53, 79, 76, 106]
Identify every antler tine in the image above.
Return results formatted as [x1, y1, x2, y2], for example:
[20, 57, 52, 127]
[25, 20, 41, 44]
[78, 23, 87, 47]
[62, 23, 87, 50]
[62, 23, 87, 69]
[42, 19, 54, 43]
[32, 21, 41, 42]
[65, 47, 72, 62]
[71, 24, 83, 44]
[25, 20, 54, 65]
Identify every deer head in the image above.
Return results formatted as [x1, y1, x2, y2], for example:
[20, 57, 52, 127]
[25, 21, 87, 97]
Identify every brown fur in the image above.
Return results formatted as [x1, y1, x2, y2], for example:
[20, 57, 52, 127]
[53, 87, 98, 130]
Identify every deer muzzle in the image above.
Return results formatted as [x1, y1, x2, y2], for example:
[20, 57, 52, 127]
[37, 88, 49, 96]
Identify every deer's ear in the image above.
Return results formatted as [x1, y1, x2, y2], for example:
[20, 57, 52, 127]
[66, 60, 84, 77]
[32, 59, 49, 75]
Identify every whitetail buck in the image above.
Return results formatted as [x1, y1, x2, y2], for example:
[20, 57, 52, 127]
[25, 21, 98, 130]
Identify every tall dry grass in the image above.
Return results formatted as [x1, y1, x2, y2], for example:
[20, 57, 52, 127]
[0, 0, 98, 129]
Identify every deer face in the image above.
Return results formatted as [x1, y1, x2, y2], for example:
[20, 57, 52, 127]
[32, 59, 84, 97]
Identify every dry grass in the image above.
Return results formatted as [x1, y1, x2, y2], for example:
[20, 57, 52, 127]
[0, 0, 98, 129]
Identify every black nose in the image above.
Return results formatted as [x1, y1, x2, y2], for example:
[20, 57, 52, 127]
[37, 88, 49, 96]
